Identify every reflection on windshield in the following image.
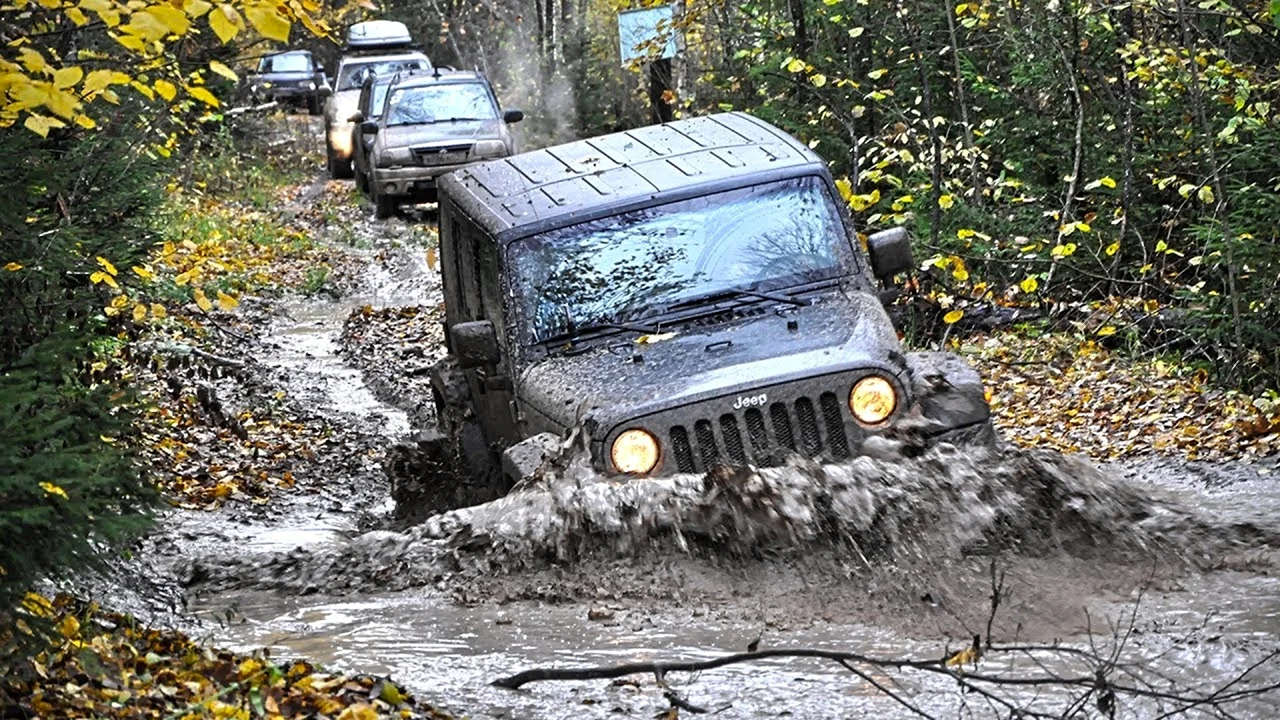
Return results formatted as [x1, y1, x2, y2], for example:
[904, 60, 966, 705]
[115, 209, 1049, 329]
[338, 59, 428, 91]
[385, 83, 497, 125]
[508, 176, 855, 344]
[260, 53, 311, 73]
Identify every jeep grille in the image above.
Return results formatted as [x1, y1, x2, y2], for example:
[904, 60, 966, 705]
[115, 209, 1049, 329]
[667, 392, 852, 473]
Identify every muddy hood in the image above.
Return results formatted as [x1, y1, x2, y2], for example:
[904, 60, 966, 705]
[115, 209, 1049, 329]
[380, 120, 503, 147]
[518, 291, 906, 435]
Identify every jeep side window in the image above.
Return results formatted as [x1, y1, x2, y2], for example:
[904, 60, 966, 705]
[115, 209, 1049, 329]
[452, 219, 482, 321]
[476, 239, 505, 342]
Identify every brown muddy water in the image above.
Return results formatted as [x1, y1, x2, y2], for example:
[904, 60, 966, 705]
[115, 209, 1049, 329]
[169, 225, 1280, 719]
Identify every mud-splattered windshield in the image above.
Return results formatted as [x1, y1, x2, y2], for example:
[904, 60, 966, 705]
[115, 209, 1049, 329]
[384, 83, 497, 125]
[508, 176, 856, 344]
[337, 58, 429, 91]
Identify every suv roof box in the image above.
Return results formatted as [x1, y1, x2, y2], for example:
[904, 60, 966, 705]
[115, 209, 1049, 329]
[345, 20, 413, 50]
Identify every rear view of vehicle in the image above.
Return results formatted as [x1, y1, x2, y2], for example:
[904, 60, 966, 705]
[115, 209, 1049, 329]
[361, 71, 522, 218]
[323, 20, 432, 180]
[247, 50, 328, 114]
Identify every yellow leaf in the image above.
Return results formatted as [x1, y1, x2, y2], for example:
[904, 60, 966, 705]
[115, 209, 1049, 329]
[938, 194, 954, 209]
[834, 177, 853, 203]
[952, 267, 969, 282]
[784, 58, 806, 73]
[153, 79, 177, 101]
[79, 0, 112, 13]
[244, 4, 290, 42]
[209, 59, 238, 82]
[208, 3, 243, 42]
[193, 288, 213, 311]
[810, 73, 827, 87]
[132, 264, 154, 280]
[132, 303, 147, 322]
[1198, 184, 1215, 205]
[945, 645, 977, 668]
[635, 332, 677, 344]
[184, 0, 212, 16]
[4, 262, 22, 271]
[151, 303, 166, 318]
[23, 592, 54, 617]
[23, 114, 54, 138]
[130, 80, 155, 100]
[90, 270, 119, 289]
[337, 704, 378, 720]
[83, 69, 116, 93]
[216, 290, 238, 310]
[1105, 241, 1120, 257]
[1097, 325, 1117, 336]
[56, 614, 80, 639]
[74, 114, 96, 129]
[40, 482, 69, 500]
[66, 7, 89, 25]
[186, 85, 220, 107]
[96, 256, 117, 276]
[18, 48, 49, 75]
[1177, 183, 1196, 199]
[53, 66, 83, 89]
[956, 228, 976, 239]
[943, 309, 964, 324]
[147, 3, 191, 34]
[1143, 299, 1159, 313]
[1019, 276, 1039, 293]
[1100, 176, 1116, 188]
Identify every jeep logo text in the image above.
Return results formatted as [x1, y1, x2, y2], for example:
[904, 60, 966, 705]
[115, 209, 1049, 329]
[733, 393, 768, 410]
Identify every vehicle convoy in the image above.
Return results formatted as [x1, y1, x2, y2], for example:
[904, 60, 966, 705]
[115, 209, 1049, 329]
[395, 112, 994, 512]
[246, 50, 329, 114]
[359, 70, 522, 218]
[323, 20, 431, 180]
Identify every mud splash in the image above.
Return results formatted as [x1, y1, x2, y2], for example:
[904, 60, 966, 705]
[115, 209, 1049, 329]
[181, 441, 1276, 613]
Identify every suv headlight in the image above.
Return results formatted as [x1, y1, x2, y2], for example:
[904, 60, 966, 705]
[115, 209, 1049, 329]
[849, 375, 897, 425]
[473, 139, 508, 158]
[611, 428, 660, 475]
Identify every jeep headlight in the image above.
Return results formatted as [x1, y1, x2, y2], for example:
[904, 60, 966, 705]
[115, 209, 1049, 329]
[611, 428, 660, 475]
[849, 376, 897, 425]
[473, 139, 508, 158]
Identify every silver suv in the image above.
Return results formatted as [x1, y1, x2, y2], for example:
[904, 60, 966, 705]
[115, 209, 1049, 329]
[360, 70, 523, 218]
[323, 50, 432, 179]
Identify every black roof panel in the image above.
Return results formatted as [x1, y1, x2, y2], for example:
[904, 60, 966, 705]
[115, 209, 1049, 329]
[439, 112, 825, 240]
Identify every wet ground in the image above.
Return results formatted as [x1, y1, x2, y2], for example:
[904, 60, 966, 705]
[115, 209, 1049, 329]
[115, 148, 1280, 718]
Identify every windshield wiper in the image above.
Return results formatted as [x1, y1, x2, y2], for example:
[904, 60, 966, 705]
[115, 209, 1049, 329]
[540, 319, 661, 346]
[663, 287, 810, 313]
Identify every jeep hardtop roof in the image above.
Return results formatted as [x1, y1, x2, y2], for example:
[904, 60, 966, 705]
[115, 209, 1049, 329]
[439, 112, 827, 242]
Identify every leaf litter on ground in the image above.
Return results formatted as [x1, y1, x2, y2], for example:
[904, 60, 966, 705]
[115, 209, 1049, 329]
[2, 593, 452, 719]
[964, 331, 1280, 463]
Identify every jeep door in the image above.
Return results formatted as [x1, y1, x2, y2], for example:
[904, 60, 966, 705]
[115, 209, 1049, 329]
[444, 214, 521, 447]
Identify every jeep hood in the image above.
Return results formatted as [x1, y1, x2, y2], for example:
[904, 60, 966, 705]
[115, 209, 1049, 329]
[518, 290, 906, 436]
[379, 120, 504, 148]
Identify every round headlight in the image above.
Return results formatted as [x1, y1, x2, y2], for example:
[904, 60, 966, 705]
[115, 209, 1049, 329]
[611, 428, 660, 475]
[849, 376, 897, 425]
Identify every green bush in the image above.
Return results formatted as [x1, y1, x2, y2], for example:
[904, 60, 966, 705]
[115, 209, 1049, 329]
[0, 126, 163, 610]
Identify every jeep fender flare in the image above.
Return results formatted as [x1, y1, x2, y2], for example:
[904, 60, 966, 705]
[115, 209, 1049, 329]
[903, 351, 994, 440]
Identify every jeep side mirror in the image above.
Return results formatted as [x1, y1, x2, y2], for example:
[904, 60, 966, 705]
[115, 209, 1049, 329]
[348, 111, 364, 123]
[451, 320, 500, 369]
[316, 83, 332, 98]
[867, 227, 914, 284]
[502, 109, 524, 124]
[360, 120, 379, 135]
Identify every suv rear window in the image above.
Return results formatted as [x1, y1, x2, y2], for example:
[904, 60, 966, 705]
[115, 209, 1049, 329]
[508, 176, 856, 344]
[338, 58, 428, 91]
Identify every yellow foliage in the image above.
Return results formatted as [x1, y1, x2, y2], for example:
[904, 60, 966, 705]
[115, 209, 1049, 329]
[193, 287, 213, 311]
[40, 481, 69, 500]
[943, 309, 964, 324]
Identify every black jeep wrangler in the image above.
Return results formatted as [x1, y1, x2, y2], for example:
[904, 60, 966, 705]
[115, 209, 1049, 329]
[399, 112, 993, 512]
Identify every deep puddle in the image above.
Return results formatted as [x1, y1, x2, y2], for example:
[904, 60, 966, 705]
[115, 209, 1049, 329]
[193, 569, 1280, 719]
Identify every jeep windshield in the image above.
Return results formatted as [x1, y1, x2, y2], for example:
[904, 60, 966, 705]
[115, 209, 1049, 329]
[508, 176, 858, 346]
[259, 52, 311, 74]
[384, 83, 497, 125]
